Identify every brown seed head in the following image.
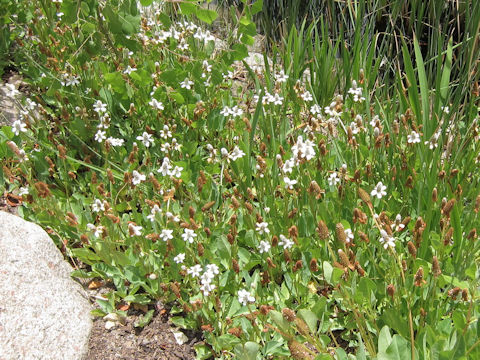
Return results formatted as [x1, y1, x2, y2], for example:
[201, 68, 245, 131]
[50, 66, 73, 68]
[387, 284, 395, 299]
[414, 267, 426, 287]
[282, 308, 296, 322]
[432, 256, 441, 277]
[358, 187, 371, 206]
[316, 220, 329, 240]
[336, 223, 347, 244]
[338, 249, 350, 269]
[442, 198, 456, 218]
[407, 241, 417, 258]
[288, 340, 314, 360]
[309, 258, 318, 272]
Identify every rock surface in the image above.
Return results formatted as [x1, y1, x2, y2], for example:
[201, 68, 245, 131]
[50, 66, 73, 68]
[0, 211, 92, 360]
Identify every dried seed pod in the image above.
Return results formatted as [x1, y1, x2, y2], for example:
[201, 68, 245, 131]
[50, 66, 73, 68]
[387, 284, 395, 299]
[292, 260, 303, 272]
[197, 242, 204, 257]
[448, 287, 461, 300]
[444, 227, 454, 245]
[336, 223, 347, 244]
[201, 201, 216, 212]
[228, 327, 243, 338]
[338, 249, 350, 269]
[467, 228, 477, 241]
[288, 340, 314, 360]
[358, 231, 369, 243]
[462, 289, 468, 302]
[271, 235, 278, 247]
[309, 258, 318, 272]
[432, 256, 441, 277]
[357, 187, 371, 206]
[232, 258, 240, 273]
[282, 308, 296, 322]
[442, 198, 456, 218]
[355, 262, 365, 276]
[316, 220, 329, 240]
[414, 267, 426, 287]
[432, 187, 438, 203]
[407, 241, 417, 258]
[266, 257, 276, 269]
[288, 225, 298, 240]
[475, 195, 480, 213]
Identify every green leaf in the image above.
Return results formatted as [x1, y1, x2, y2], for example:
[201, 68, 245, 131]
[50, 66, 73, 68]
[234, 342, 260, 360]
[134, 309, 154, 327]
[378, 325, 393, 354]
[439, 37, 453, 100]
[413, 34, 429, 135]
[140, 0, 154, 6]
[251, 0, 263, 15]
[384, 335, 410, 360]
[216, 334, 241, 350]
[297, 309, 318, 333]
[195, 8, 218, 24]
[323, 261, 333, 284]
[179, 3, 197, 16]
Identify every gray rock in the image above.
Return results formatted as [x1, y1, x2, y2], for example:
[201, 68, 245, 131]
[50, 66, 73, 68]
[0, 211, 92, 360]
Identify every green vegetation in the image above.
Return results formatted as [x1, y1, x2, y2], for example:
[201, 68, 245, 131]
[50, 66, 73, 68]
[1, 0, 479, 358]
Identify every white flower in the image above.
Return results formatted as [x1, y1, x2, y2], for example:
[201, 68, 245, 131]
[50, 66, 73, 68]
[223, 71, 234, 80]
[106, 137, 125, 147]
[258, 240, 271, 253]
[328, 172, 341, 186]
[379, 229, 395, 249]
[5, 83, 20, 97]
[205, 264, 219, 276]
[344, 228, 354, 243]
[160, 125, 172, 139]
[371, 182, 387, 199]
[18, 187, 29, 196]
[149, 98, 164, 110]
[310, 104, 322, 115]
[168, 165, 183, 178]
[128, 223, 143, 236]
[187, 264, 202, 278]
[160, 229, 173, 242]
[166, 211, 180, 222]
[136, 132, 154, 147]
[202, 60, 212, 72]
[132, 170, 146, 185]
[220, 106, 232, 117]
[94, 130, 106, 143]
[158, 157, 172, 176]
[123, 65, 137, 75]
[92, 199, 105, 212]
[301, 90, 313, 102]
[238, 289, 255, 306]
[229, 146, 245, 161]
[230, 105, 243, 117]
[441, 105, 450, 114]
[255, 222, 270, 235]
[407, 131, 421, 144]
[12, 120, 27, 136]
[181, 228, 197, 243]
[174, 253, 186, 264]
[180, 78, 194, 90]
[200, 282, 216, 296]
[284, 177, 297, 190]
[93, 100, 107, 113]
[282, 158, 295, 174]
[87, 223, 103, 238]
[147, 204, 162, 222]
[279, 235, 294, 249]
[275, 69, 289, 83]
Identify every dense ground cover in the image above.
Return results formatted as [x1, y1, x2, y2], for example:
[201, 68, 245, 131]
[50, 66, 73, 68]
[1, 0, 479, 359]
